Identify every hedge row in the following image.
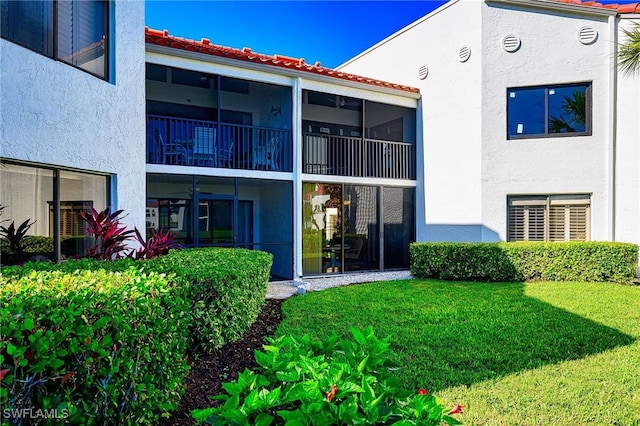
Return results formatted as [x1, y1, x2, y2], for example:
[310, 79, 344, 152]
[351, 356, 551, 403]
[410, 241, 639, 283]
[1, 269, 190, 424]
[1, 247, 273, 424]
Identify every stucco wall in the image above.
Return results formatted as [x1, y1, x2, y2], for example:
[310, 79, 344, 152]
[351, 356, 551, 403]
[0, 0, 146, 233]
[480, 3, 614, 242]
[615, 18, 640, 247]
[340, 0, 486, 242]
[342, 0, 638, 249]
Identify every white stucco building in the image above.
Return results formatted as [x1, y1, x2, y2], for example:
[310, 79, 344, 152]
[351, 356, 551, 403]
[1, 0, 638, 276]
[1, 0, 146, 255]
[340, 0, 640, 251]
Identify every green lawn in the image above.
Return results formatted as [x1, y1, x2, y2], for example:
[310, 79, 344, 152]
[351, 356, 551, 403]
[277, 280, 640, 425]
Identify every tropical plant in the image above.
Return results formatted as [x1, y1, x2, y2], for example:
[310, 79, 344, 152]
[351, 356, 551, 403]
[618, 22, 640, 76]
[0, 218, 35, 255]
[192, 326, 463, 425]
[131, 227, 182, 259]
[78, 207, 135, 260]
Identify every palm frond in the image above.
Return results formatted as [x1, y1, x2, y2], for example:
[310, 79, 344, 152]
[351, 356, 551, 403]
[618, 23, 640, 76]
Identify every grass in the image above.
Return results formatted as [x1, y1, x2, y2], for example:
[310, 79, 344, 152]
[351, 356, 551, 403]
[277, 280, 640, 425]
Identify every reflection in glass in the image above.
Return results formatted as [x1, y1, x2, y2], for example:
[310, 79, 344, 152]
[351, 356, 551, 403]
[508, 84, 589, 138]
[383, 187, 415, 269]
[548, 86, 587, 133]
[343, 185, 379, 272]
[507, 87, 545, 136]
[302, 183, 342, 274]
[59, 170, 108, 258]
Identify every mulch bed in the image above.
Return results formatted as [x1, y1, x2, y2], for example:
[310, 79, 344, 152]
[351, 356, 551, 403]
[160, 298, 285, 426]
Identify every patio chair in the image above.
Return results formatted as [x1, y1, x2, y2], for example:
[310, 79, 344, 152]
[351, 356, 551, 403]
[252, 137, 281, 171]
[153, 128, 188, 165]
[217, 137, 235, 168]
[192, 126, 216, 166]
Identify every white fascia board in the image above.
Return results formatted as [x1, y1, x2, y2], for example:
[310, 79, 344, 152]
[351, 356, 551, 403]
[146, 44, 421, 101]
[487, 0, 618, 17]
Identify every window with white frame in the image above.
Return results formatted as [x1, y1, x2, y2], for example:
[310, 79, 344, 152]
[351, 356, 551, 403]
[1, 0, 110, 80]
[507, 83, 591, 139]
[507, 195, 591, 242]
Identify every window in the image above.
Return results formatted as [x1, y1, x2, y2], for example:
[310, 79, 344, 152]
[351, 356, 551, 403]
[1, 0, 110, 80]
[507, 83, 591, 139]
[0, 162, 110, 264]
[507, 195, 590, 242]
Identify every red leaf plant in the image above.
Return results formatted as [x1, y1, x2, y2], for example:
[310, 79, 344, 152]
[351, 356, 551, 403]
[449, 404, 464, 415]
[326, 385, 338, 402]
[131, 227, 182, 260]
[78, 207, 135, 260]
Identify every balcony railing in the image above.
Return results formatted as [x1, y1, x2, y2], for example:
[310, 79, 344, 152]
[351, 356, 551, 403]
[147, 116, 415, 179]
[302, 134, 415, 180]
[147, 114, 292, 172]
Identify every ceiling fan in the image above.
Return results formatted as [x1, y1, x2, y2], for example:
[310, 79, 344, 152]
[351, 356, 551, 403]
[327, 95, 360, 109]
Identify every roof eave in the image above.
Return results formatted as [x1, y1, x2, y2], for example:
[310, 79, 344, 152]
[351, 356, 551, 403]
[487, 0, 618, 16]
[145, 43, 421, 100]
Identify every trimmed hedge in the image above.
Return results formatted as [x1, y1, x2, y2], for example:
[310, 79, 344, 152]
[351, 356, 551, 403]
[1, 268, 190, 424]
[145, 248, 273, 353]
[410, 241, 639, 283]
[1, 247, 273, 353]
[1, 247, 273, 423]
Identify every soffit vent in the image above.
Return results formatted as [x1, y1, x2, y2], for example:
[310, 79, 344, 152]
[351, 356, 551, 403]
[418, 65, 429, 80]
[577, 26, 598, 45]
[459, 46, 471, 63]
[502, 34, 521, 52]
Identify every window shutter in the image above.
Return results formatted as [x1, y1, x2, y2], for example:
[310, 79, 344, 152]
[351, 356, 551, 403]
[569, 204, 589, 240]
[508, 195, 590, 242]
[508, 198, 546, 241]
[548, 205, 567, 241]
[1, 0, 54, 56]
[57, 0, 107, 77]
[508, 205, 525, 241]
[526, 205, 546, 241]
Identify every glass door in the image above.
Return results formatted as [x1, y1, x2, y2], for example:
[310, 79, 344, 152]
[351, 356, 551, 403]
[343, 185, 379, 272]
[196, 196, 234, 245]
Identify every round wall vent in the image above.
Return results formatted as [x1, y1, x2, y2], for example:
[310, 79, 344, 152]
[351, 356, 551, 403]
[502, 34, 521, 52]
[418, 65, 429, 80]
[459, 46, 471, 63]
[577, 26, 598, 45]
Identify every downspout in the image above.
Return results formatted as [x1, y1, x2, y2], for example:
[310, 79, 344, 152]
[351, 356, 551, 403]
[608, 14, 618, 241]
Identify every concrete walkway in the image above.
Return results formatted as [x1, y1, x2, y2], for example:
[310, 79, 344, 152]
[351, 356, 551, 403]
[266, 270, 414, 299]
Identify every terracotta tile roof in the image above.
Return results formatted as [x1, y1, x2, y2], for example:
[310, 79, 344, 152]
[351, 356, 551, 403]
[552, 0, 640, 13]
[145, 27, 419, 94]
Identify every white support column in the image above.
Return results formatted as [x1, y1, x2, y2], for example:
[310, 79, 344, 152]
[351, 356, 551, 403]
[293, 77, 304, 278]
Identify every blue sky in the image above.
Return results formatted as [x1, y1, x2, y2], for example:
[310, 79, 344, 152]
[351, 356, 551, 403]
[146, 0, 637, 69]
[145, 1, 448, 68]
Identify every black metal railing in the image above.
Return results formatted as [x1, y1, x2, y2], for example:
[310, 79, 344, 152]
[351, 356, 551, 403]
[147, 114, 292, 172]
[302, 134, 415, 179]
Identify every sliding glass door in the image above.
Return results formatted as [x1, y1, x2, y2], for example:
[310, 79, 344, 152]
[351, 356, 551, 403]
[302, 183, 414, 275]
[196, 197, 234, 245]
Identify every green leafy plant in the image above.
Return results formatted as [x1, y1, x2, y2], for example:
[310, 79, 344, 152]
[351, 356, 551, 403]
[0, 218, 35, 255]
[2, 247, 274, 355]
[131, 227, 182, 259]
[192, 326, 463, 425]
[1, 268, 190, 424]
[78, 207, 135, 259]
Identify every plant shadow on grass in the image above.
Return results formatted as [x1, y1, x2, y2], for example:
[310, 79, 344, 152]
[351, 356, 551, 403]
[279, 280, 637, 392]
